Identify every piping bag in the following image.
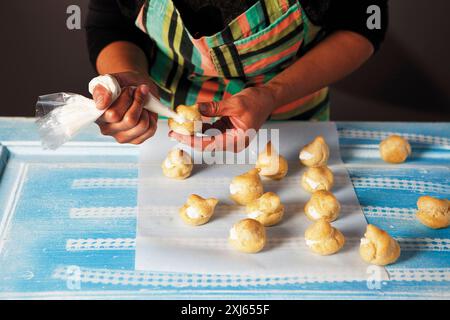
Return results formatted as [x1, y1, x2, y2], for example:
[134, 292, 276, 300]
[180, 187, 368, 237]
[35, 75, 184, 150]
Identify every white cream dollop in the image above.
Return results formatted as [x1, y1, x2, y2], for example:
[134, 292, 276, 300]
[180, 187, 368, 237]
[229, 183, 240, 195]
[360, 237, 371, 246]
[248, 210, 263, 219]
[300, 150, 314, 161]
[306, 206, 322, 220]
[186, 206, 201, 219]
[305, 239, 320, 247]
[304, 177, 320, 190]
[229, 227, 238, 240]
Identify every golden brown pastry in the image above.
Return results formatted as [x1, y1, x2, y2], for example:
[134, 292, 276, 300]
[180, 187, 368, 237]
[304, 219, 345, 255]
[359, 224, 401, 266]
[229, 218, 266, 253]
[304, 190, 340, 222]
[245, 192, 284, 227]
[379, 135, 411, 164]
[179, 194, 219, 226]
[301, 166, 334, 193]
[229, 168, 264, 205]
[161, 148, 193, 180]
[255, 141, 288, 180]
[168, 104, 202, 135]
[299, 136, 330, 167]
[416, 196, 450, 229]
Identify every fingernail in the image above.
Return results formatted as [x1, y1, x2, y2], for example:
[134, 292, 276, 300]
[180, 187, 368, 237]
[94, 95, 104, 107]
[140, 85, 149, 95]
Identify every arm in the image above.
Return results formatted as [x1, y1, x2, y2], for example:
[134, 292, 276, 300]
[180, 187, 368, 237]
[86, 0, 158, 144]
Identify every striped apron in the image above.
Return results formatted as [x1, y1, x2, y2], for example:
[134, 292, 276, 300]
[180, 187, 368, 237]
[135, 0, 330, 120]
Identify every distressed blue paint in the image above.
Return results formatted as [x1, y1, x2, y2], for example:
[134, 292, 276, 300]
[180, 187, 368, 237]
[0, 118, 449, 299]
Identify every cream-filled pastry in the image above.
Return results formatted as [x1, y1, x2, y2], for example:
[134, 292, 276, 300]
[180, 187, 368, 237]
[301, 166, 334, 193]
[304, 190, 340, 222]
[304, 219, 345, 255]
[229, 168, 264, 205]
[379, 135, 411, 164]
[255, 141, 288, 180]
[245, 192, 284, 227]
[161, 148, 193, 180]
[299, 136, 330, 167]
[179, 194, 219, 226]
[416, 196, 450, 229]
[359, 224, 401, 266]
[168, 104, 202, 135]
[229, 218, 266, 253]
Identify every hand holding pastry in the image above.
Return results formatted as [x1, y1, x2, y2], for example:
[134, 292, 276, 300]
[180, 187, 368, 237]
[230, 168, 264, 205]
[304, 190, 340, 222]
[299, 136, 330, 167]
[304, 219, 345, 255]
[246, 192, 284, 226]
[161, 148, 193, 180]
[168, 104, 202, 136]
[416, 196, 449, 229]
[179, 194, 219, 226]
[301, 166, 334, 193]
[229, 218, 266, 253]
[379, 135, 411, 163]
[359, 224, 401, 266]
[255, 141, 288, 180]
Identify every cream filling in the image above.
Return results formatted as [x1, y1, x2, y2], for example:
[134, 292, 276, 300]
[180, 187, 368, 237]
[305, 239, 321, 247]
[306, 206, 322, 220]
[304, 176, 320, 190]
[300, 150, 314, 161]
[360, 237, 371, 246]
[164, 158, 174, 169]
[229, 183, 241, 195]
[229, 227, 238, 240]
[186, 206, 202, 219]
[248, 210, 264, 219]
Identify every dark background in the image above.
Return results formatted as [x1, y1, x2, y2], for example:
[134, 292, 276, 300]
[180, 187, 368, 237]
[0, 0, 449, 120]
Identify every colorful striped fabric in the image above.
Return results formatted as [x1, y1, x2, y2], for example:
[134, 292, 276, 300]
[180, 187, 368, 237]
[135, 0, 329, 120]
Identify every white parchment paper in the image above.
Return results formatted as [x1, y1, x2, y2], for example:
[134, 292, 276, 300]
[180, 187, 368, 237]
[136, 122, 386, 281]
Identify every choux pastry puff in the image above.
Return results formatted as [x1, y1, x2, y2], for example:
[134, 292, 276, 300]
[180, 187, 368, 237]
[379, 135, 411, 163]
[304, 190, 340, 222]
[416, 196, 450, 229]
[255, 141, 288, 180]
[161, 148, 193, 180]
[301, 166, 334, 193]
[229, 218, 266, 253]
[359, 224, 401, 266]
[304, 219, 345, 255]
[246, 192, 284, 226]
[229, 168, 264, 205]
[168, 104, 202, 135]
[299, 136, 330, 167]
[179, 194, 219, 226]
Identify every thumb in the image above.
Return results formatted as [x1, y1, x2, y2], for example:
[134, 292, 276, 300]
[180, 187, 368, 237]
[198, 101, 230, 117]
[92, 85, 113, 110]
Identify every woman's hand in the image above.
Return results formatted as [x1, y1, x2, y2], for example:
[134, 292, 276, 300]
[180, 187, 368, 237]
[92, 71, 159, 145]
[169, 86, 277, 152]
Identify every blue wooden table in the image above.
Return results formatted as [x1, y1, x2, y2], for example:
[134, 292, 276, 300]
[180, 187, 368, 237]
[0, 118, 448, 300]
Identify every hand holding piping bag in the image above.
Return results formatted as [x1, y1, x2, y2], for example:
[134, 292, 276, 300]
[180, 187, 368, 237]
[90, 72, 184, 145]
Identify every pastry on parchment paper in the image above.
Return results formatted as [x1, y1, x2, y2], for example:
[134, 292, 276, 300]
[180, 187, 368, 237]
[304, 219, 345, 255]
[246, 192, 284, 227]
[179, 194, 219, 226]
[301, 166, 334, 193]
[229, 218, 266, 253]
[255, 141, 288, 180]
[229, 168, 264, 205]
[304, 190, 340, 222]
[299, 136, 330, 167]
[161, 148, 193, 180]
